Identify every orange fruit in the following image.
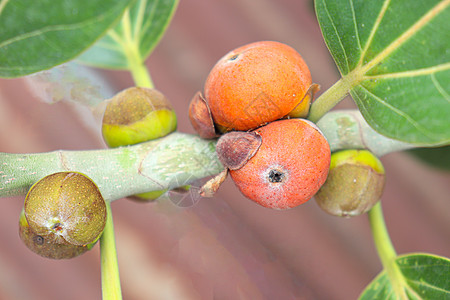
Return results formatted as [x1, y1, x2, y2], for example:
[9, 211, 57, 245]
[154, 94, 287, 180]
[204, 41, 313, 132]
[228, 118, 330, 209]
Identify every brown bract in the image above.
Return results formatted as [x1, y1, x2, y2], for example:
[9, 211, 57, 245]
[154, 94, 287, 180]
[229, 119, 330, 210]
[204, 41, 313, 132]
[216, 131, 262, 170]
[188, 91, 218, 139]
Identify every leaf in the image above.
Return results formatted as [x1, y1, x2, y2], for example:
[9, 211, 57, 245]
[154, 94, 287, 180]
[315, 0, 450, 146]
[360, 253, 450, 300]
[407, 146, 450, 171]
[77, 0, 179, 69]
[0, 0, 133, 78]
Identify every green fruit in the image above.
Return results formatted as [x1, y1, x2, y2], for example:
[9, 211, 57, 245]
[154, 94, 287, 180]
[130, 189, 167, 202]
[102, 87, 177, 148]
[19, 209, 96, 259]
[315, 149, 385, 217]
[24, 172, 106, 246]
[129, 185, 191, 202]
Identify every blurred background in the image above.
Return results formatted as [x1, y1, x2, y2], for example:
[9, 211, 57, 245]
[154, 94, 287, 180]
[0, 0, 449, 299]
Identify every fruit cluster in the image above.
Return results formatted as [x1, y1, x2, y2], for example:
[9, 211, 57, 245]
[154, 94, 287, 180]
[190, 41, 331, 209]
[190, 41, 386, 212]
[19, 42, 387, 260]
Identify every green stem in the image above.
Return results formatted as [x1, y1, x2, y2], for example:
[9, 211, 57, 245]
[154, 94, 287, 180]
[126, 48, 154, 88]
[368, 202, 408, 299]
[308, 70, 361, 123]
[100, 202, 122, 300]
[0, 111, 415, 200]
[98, 9, 154, 300]
[121, 8, 154, 88]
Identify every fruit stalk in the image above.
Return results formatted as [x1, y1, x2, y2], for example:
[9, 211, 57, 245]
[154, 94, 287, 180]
[308, 70, 361, 122]
[368, 202, 408, 299]
[100, 202, 122, 300]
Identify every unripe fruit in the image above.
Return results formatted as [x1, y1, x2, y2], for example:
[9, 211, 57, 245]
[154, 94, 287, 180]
[24, 172, 106, 247]
[130, 190, 167, 202]
[218, 119, 330, 209]
[102, 87, 177, 201]
[204, 41, 314, 132]
[315, 150, 386, 217]
[19, 210, 95, 259]
[102, 87, 177, 148]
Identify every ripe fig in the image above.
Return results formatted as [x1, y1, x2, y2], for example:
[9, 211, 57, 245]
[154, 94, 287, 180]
[102, 87, 177, 148]
[315, 149, 386, 217]
[204, 41, 315, 132]
[219, 119, 330, 209]
[24, 172, 106, 247]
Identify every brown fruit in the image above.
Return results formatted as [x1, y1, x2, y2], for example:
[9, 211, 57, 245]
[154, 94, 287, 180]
[221, 119, 330, 209]
[204, 41, 314, 132]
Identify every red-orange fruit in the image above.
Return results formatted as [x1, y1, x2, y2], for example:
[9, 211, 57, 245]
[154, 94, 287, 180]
[229, 119, 330, 209]
[204, 41, 313, 132]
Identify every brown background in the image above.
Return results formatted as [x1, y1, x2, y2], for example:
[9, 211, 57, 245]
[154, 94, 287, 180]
[1, 0, 449, 299]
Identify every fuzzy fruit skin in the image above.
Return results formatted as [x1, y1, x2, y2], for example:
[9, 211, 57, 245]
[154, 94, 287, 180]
[229, 119, 330, 209]
[24, 172, 106, 246]
[204, 41, 312, 132]
[315, 150, 385, 217]
[19, 210, 93, 259]
[102, 87, 177, 148]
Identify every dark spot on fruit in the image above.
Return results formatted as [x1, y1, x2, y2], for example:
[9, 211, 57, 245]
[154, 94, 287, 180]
[229, 54, 239, 61]
[33, 235, 44, 245]
[269, 169, 285, 183]
[52, 223, 63, 232]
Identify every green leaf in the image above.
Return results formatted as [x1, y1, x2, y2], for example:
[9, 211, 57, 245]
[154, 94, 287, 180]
[0, 0, 133, 78]
[315, 0, 450, 146]
[360, 253, 450, 300]
[77, 0, 179, 69]
[408, 146, 450, 171]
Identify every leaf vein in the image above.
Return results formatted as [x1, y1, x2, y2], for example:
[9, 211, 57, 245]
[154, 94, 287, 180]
[407, 279, 450, 294]
[0, 8, 118, 49]
[358, 0, 391, 67]
[365, 63, 450, 79]
[349, 0, 362, 55]
[322, 0, 350, 73]
[431, 73, 450, 104]
[139, 0, 159, 41]
[133, 0, 148, 41]
[362, 0, 449, 73]
[0, 0, 9, 15]
[358, 85, 439, 140]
